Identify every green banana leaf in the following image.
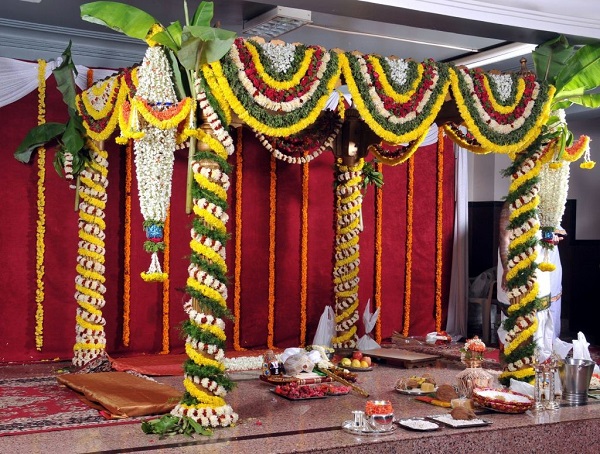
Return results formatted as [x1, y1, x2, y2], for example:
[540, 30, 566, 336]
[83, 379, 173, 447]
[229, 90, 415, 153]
[166, 48, 188, 100]
[555, 44, 600, 94]
[191, 1, 214, 27]
[80, 1, 156, 40]
[177, 25, 235, 69]
[52, 42, 78, 116]
[555, 92, 600, 110]
[152, 21, 184, 51]
[532, 35, 574, 85]
[14, 123, 66, 163]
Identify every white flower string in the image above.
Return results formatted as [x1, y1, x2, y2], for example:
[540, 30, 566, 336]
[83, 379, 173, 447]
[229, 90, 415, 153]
[134, 46, 178, 282]
[261, 41, 296, 73]
[489, 74, 513, 102]
[386, 57, 410, 86]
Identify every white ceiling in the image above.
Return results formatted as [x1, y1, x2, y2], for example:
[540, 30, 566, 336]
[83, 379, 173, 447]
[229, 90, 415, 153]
[1, 1, 600, 76]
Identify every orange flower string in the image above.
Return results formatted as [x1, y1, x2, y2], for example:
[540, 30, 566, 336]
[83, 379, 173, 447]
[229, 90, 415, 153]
[34, 59, 47, 351]
[374, 162, 383, 343]
[122, 139, 132, 346]
[435, 128, 444, 332]
[233, 127, 245, 351]
[160, 208, 171, 354]
[87, 68, 94, 90]
[267, 155, 277, 348]
[402, 157, 415, 337]
[299, 159, 309, 346]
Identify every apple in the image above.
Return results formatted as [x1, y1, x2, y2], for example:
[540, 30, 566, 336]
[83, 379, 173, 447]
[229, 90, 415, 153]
[341, 357, 352, 367]
[352, 351, 363, 361]
[362, 356, 372, 366]
[351, 359, 362, 368]
[360, 360, 369, 368]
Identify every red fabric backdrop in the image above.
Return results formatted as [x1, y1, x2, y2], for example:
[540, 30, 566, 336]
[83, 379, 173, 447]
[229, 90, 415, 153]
[0, 73, 455, 363]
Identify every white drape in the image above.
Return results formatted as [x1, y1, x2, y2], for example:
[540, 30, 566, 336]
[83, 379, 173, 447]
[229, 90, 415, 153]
[445, 144, 469, 338]
[0, 57, 117, 108]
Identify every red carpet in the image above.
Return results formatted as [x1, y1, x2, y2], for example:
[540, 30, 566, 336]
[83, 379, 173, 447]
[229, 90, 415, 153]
[0, 376, 141, 436]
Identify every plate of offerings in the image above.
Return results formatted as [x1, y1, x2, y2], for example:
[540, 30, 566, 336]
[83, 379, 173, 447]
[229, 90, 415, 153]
[395, 374, 437, 395]
[341, 420, 397, 436]
[427, 413, 492, 428]
[471, 388, 534, 414]
[271, 383, 329, 400]
[396, 418, 440, 431]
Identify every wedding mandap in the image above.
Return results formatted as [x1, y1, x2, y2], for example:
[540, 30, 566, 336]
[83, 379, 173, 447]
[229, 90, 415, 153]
[1, 0, 598, 450]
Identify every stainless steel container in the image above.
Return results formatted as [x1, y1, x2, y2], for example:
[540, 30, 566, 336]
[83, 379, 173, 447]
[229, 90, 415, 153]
[559, 358, 595, 405]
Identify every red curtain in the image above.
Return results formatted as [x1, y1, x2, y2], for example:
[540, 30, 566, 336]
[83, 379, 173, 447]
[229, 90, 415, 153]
[0, 73, 455, 363]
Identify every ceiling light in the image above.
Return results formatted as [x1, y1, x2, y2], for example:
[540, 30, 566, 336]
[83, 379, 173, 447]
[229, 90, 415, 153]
[243, 6, 311, 39]
[19, 0, 43, 3]
[450, 42, 536, 68]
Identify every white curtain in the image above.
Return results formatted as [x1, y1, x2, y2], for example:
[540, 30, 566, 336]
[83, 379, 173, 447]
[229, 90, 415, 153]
[0, 57, 117, 108]
[445, 144, 469, 338]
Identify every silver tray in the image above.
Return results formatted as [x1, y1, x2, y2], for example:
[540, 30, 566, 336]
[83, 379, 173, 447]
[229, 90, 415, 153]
[341, 420, 397, 436]
[427, 414, 492, 428]
[396, 417, 440, 431]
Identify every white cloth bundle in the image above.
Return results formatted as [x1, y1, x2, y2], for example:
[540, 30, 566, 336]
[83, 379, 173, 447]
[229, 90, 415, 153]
[357, 299, 381, 351]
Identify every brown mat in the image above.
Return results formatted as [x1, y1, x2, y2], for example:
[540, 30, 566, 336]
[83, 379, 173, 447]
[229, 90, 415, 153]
[57, 372, 181, 419]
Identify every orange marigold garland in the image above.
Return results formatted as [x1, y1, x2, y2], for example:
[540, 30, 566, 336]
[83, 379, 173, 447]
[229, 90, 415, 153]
[161, 209, 171, 354]
[267, 155, 277, 348]
[300, 158, 310, 346]
[374, 162, 383, 343]
[233, 127, 245, 351]
[402, 156, 415, 337]
[34, 59, 47, 351]
[434, 128, 444, 332]
[122, 139, 132, 346]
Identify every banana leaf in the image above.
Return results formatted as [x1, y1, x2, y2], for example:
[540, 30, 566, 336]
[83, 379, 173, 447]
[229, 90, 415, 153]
[52, 42, 78, 116]
[555, 92, 600, 110]
[14, 123, 66, 163]
[177, 26, 235, 69]
[191, 1, 214, 27]
[555, 44, 600, 94]
[152, 21, 183, 52]
[80, 1, 156, 40]
[532, 35, 575, 85]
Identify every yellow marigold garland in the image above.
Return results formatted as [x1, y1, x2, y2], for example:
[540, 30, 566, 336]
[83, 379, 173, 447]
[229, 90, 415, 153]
[402, 156, 415, 337]
[132, 97, 193, 130]
[267, 155, 277, 348]
[367, 55, 424, 104]
[233, 128, 244, 350]
[122, 139, 132, 346]
[300, 158, 309, 346]
[434, 128, 444, 332]
[34, 59, 47, 351]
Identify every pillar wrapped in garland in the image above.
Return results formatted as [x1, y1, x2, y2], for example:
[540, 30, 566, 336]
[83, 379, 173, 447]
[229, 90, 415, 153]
[332, 157, 364, 349]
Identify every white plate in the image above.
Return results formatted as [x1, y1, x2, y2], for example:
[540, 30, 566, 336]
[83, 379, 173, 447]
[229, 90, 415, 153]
[397, 418, 440, 431]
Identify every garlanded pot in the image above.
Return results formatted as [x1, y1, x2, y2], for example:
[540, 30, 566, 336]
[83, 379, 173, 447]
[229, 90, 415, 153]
[457, 336, 492, 398]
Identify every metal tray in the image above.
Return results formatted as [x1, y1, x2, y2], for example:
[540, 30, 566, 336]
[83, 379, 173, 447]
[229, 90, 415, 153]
[427, 414, 492, 428]
[396, 417, 440, 431]
[341, 420, 397, 436]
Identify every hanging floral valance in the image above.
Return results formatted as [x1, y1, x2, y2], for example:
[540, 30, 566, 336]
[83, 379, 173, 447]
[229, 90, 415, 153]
[340, 53, 450, 145]
[205, 38, 341, 137]
[446, 68, 555, 155]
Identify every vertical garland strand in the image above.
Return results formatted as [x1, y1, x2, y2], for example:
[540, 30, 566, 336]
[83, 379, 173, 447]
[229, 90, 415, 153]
[299, 159, 309, 346]
[374, 162, 383, 343]
[402, 157, 415, 337]
[122, 139, 132, 346]
[160, 209, 171, 354]
[434, 128, 444, 332]
[267, 155, 277, 348]
[34, 59, 47, 351]
[233, 127, 244, 350]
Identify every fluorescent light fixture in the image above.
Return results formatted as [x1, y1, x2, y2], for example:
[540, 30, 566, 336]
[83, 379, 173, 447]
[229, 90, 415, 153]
[19, 0, 43, 2]
[451, 42, 536, 68]
[243, 6, 311, 38]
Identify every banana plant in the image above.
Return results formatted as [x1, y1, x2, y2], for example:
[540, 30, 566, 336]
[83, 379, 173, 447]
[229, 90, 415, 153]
[14, 42, 90, 180]
[81, 1, 236, 211]
[532, 35, 600, 159]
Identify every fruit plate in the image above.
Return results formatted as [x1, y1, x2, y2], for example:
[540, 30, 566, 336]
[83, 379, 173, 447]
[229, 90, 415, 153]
[427, 414, 492, 428]
[396, 417, 440, 431]
[338, 363, 372, 372]
[395, 386, 438, 396]
[270, 389, 328, 401]
[341, 420, 397, 436]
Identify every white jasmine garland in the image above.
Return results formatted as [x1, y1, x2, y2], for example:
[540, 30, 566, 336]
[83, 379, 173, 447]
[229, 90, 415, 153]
[261, 41, 296, 73]
[386, 58, 410, 86]
[489, 74, 513, 102]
